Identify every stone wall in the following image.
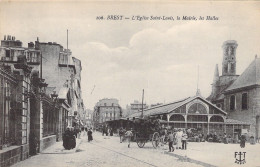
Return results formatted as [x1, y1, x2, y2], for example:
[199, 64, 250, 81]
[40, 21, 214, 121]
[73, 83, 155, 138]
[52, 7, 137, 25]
[39, 135, 56, 152]
[20, 144, 29, 161]
[0, 146, 21, 167]
[224, 87, 260, 137]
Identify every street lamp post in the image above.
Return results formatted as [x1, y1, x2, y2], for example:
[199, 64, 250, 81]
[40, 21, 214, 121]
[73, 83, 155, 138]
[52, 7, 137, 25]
[141, 89, 144, 119]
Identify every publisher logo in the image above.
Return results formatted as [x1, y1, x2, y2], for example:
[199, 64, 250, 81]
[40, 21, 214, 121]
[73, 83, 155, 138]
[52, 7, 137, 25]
[235, 152, 246, 165]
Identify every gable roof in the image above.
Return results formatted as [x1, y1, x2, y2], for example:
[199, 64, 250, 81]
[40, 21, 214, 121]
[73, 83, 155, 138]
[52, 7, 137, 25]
[225, 58, 260, 92]
[127, 95, 227, 118]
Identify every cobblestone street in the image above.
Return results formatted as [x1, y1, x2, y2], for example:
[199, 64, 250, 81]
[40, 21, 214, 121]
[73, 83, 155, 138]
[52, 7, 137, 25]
[11, 132, 201, 167]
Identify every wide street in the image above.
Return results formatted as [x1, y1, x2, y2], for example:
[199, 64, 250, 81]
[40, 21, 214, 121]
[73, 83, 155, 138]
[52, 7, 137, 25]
[12, 132, 201, 167]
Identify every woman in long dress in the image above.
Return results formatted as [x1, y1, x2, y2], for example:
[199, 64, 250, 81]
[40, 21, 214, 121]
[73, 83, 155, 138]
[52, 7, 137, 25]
[176, 129, 183, 149]
[88, 128, 93, 142]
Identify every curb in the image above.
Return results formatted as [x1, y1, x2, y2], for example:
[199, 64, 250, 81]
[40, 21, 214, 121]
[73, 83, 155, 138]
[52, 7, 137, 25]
[164, 151, 217, 167]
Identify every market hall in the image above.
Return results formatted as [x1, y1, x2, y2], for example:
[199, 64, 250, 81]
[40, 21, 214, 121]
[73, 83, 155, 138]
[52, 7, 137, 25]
[128, 92, 250, 141]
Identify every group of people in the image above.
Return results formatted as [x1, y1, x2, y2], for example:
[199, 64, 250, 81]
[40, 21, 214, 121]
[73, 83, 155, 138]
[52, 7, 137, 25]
[102, 125, 114, 136]
[62, 126, 93, 150]
[168, 129, 188, 152]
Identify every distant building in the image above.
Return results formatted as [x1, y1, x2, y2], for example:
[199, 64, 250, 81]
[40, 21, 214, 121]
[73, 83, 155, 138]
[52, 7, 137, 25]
[126, 100, 148, 116]
[150, 103, 163, 108]
[82, 109, 93, 127]
[207, 40, 260, 139]
[93, 98, 122, 125]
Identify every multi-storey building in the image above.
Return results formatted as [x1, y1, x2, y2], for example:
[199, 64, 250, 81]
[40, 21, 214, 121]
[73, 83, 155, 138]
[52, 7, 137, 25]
[93, 98, 122, 125]
[35, 40, 84, 128]
[0, 35, 85, 166]
[125, 100, 148, 116]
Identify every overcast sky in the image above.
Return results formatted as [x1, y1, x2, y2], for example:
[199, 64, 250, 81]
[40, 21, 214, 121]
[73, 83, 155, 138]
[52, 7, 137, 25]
[1, 1, 260, 110]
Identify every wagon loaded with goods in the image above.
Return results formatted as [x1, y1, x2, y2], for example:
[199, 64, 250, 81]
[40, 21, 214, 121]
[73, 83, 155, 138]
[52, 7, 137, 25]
[133, 117, 165, 148]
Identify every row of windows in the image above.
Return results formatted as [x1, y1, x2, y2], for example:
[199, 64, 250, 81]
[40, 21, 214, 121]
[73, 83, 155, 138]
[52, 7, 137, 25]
[103, 113, 117, 118]
[230, 93, 248, 111]
[103, 103, 115, 106]
[5, 49, 40, 63]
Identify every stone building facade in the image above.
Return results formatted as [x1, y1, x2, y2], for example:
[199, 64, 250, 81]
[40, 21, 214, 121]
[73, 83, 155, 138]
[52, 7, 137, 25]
[35, 41, 84, 127]
[93, 98, 122, 125]
[0, 35, 85, 167]
[207, 40, 260, 139]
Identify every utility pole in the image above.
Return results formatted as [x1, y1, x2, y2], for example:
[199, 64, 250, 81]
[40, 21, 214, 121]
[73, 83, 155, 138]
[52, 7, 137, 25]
[141, 89, 144, 118]
[40, 53, 42, 80]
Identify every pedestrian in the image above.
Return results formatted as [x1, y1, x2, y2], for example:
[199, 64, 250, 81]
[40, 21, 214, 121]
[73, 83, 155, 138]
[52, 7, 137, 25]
[176, 129, 183, 149]
[77, 127, 81, 139]
[73, 127, 78, 138]
[110, 128, 113, 136]
[62, 127, 71, 150]
[240, 134, 246, 148]
[81, 126, 85, 136]
[107, 128, 110, 136]
[119, 127, 124, 143]
[125, 128, 133, 148]
[168, 131, 174, 152]
[223, 133, 228, 144]
[182, 130, 188, 150]
[87, 128, 93, 142]
[70, 127, 76, 149]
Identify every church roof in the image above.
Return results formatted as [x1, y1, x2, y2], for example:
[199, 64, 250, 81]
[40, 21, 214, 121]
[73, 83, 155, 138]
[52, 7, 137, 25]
[225, 57, 260, 92]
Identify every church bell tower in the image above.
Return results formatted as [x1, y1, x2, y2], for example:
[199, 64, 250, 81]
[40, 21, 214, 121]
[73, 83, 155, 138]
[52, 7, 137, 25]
[222, 40, 238, 76]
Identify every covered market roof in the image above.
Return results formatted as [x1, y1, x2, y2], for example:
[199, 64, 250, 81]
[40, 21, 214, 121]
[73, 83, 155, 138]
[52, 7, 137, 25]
[127, 95, 227, 118]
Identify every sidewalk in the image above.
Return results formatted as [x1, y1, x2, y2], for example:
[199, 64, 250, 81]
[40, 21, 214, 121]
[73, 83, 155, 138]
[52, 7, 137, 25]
[41, 135, 83, 154]
[164, 142, 260, 167]
[95, 132, 260, 167]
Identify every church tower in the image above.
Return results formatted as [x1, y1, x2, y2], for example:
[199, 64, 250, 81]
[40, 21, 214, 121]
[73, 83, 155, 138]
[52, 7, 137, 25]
[222, 40, 238, 76]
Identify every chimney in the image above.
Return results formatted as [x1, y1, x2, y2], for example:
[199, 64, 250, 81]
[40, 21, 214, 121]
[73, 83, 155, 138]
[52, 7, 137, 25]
[28, 42, 34, 48]
[4, 35, 6, 40]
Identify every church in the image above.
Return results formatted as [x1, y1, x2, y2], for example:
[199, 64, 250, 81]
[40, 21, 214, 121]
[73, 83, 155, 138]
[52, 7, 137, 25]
[207, 40, 260, 139]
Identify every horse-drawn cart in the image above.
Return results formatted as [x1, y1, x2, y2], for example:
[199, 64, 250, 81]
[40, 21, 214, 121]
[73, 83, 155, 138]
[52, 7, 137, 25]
[133, 117, 165, 148]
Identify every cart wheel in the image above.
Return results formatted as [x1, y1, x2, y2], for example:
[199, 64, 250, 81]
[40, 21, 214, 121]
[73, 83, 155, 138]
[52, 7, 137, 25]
[152, 132, 160, 148]
[163, 136, 168, 144]
[137, 140, 145, 148]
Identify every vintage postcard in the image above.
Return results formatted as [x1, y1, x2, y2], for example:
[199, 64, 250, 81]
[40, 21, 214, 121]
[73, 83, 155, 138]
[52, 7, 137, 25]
[0, 0, 260, 167]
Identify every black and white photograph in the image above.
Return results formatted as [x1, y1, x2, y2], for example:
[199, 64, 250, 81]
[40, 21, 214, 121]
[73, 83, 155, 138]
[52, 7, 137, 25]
[0, 0, 260, 167]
